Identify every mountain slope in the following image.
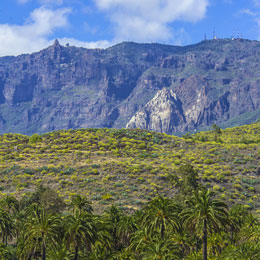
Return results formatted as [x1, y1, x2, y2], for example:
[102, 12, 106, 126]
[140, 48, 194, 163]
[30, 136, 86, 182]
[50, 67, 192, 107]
[1, 38, 260, 134]
[0, 123, 260, 211]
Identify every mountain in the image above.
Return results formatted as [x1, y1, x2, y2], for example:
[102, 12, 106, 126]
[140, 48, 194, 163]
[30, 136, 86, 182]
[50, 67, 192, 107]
[1, 38, 260, 134]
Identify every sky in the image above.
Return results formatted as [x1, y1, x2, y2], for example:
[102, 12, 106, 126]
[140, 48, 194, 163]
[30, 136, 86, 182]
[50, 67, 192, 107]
[0, 0, 260, 56]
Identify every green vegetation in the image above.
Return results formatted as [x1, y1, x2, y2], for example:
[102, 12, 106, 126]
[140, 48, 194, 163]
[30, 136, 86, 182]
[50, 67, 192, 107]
[0, 186, 257, 259]
[0, 123, 260, 258]
[1, 124, 260, 211]
[28, 134, 42, 144]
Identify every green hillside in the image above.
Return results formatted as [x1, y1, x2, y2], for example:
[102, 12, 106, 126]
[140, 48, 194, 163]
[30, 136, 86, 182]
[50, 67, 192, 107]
[1, 123, 260, 213]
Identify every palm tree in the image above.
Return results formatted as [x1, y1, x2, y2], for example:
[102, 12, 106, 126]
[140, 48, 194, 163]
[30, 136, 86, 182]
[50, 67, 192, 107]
[0, 208, 15, 245]
[117, 215, 137, 248]
[182, 189, 229, 260]
[71, 195, 93, 214]
[23, 204, 61, 260]
[142, 196, 181, 240]
[0, 195, 20, 245]
[0, 195, 19, 215]
[64, 209, 96, 260]
[102, 205, 124, 252]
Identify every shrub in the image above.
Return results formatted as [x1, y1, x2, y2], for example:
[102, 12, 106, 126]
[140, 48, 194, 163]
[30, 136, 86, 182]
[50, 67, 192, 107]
[204, 158, 214, 164]
[102, 193, 112, 200]
[29, 133, 42, 144]
[213, 184, 221, 191]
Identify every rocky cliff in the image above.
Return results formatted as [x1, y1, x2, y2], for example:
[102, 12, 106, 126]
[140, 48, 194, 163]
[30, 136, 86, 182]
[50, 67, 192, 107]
[0, 38, 260, 134]
[126, 88, 186, 133]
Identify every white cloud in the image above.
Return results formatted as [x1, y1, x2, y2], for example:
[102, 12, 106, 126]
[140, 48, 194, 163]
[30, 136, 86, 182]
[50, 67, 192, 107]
[0, 7, 112, 57]
[240, 9, 258, 16]
[94, 0, 209, 43]
[0, 6, 114, 57]
[57, 38, 111, 49]
[0, 7, 70, 56]
[96, 0, 208, 22]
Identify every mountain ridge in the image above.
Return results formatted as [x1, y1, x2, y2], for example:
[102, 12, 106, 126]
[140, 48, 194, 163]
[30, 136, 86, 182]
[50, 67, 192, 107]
[0, 38, 260, 134]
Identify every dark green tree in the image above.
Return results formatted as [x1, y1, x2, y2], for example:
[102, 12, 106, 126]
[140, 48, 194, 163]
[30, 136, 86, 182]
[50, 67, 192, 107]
[178, 164, 199, 195]
[182, 189, 229, 260]
[22, 205, 61, 260]
[64, 209, 96, 260]
[142, 196, 181, 240]
[70, 195, 93, 214]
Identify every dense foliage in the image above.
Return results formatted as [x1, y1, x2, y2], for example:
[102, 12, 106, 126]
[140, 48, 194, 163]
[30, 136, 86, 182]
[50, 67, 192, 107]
[0, 187, 258, 259]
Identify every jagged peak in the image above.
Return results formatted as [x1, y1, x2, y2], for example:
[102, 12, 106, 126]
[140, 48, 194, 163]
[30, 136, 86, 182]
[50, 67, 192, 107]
[48, 39, 62, 56]
[48, 39, 62, 52]
[53, 39, 60, 46]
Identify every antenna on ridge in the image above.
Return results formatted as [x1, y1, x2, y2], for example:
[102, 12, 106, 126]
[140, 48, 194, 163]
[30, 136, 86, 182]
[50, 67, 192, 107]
[231, 30, 235, 40]
[213, 28, 217, 40]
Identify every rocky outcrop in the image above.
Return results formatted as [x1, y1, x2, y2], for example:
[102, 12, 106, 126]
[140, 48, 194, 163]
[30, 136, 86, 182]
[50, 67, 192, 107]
[0, 38, 260, 134]
[126, 88, 186, 132]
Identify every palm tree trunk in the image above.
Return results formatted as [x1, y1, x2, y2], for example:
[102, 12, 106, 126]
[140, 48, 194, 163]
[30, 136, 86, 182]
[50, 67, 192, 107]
[161, 222, 165, 240]
[42, 240, 46, 260]
[74, 244, 79, 260]
[203, 220, 207, 260]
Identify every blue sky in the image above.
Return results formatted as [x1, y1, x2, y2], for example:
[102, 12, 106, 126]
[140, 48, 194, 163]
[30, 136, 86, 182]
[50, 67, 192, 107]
[0, 0, 260, 56]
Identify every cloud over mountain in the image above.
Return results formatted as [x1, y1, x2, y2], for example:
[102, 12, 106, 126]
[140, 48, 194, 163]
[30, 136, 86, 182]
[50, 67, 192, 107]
[94, 0, 209, 42]
[0, 7, 70, 56]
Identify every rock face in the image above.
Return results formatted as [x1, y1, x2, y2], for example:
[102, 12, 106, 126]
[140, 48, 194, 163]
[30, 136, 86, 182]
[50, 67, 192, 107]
[1, 38, 260, 134]
[126, 88, 186, 133]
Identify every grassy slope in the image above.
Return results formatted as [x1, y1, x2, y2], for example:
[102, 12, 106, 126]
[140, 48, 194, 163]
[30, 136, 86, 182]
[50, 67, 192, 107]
[0, 124, 260, 213]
